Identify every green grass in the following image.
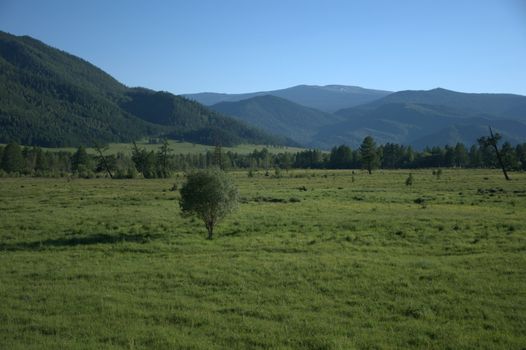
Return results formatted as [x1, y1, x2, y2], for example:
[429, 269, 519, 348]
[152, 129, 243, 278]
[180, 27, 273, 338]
[1, 140, 306, 155]
[0, 169, 525, 349]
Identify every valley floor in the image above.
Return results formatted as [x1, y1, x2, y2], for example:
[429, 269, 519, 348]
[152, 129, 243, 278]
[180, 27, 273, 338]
[0, 169, 525, 349]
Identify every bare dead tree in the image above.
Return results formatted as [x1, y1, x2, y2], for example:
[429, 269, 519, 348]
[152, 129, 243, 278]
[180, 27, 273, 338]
[94, 142, 113, 179]
[478, 127, 510, 181]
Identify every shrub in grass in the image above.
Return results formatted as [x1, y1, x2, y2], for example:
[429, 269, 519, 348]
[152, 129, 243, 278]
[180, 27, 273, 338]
[405, 173, 414, 186]
[179, 170, 238, 239]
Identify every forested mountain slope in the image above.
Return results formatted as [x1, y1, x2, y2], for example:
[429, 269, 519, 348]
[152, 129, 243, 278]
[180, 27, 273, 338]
[210, 95, 342, 145]
[318, 88, 526, 148]
[0, 31, 290, 147]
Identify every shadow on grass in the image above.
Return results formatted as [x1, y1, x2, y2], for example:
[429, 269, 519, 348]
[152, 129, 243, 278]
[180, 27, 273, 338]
[0, 233, 160, 251]
[221, 228, 243, 237]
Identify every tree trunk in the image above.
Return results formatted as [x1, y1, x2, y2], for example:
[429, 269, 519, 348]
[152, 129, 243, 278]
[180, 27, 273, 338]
[94, 143, 113, 179]
[493, 143, 510, 180]
[206, 221, 214, 240]
[489, 127, 510, 181]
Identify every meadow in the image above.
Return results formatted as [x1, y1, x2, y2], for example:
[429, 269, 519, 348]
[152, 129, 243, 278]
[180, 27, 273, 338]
[0, 169, 525, 349]
[0, 140, 306, 156]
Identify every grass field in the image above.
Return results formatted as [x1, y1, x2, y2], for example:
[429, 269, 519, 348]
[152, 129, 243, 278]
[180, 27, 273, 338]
[0, 140, 306, 156]
[0, 169, 525, 349]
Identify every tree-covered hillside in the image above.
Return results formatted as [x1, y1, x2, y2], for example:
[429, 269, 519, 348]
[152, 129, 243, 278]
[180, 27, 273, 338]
[361, 88, 526, 120]
[0, 31, 289, 147]
[191, 86, 526, 149]
[211, 95, 342, 145]
[324, 89, 526, 149]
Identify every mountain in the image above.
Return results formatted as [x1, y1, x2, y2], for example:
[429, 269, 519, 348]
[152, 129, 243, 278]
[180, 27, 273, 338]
[184, 84, 392, 113]
[206, 87, 526, 149]
[3, 31, 524, 150]
[120, 88, 290, 146]
[317, 89, 526, 149]
[0, 31, 290, 147]
[360, 88, 526, 121]
[210, 95, 343, 145]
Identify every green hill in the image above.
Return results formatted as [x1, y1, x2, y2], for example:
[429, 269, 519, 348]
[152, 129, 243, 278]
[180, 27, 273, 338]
[192, 86, 526, 149]
[324, 89, 526, 148]
[362, 88, 526, 120]
[0, 31, 290, 147]
[210, 95, 342, 145]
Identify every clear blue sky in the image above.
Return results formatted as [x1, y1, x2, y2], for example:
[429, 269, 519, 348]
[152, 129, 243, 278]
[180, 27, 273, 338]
[1, 0, 525, 95]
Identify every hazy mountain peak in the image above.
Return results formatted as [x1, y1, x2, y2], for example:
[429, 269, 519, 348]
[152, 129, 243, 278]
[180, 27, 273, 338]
[184, 84, 392, 112]
[210, 93, 342, 145]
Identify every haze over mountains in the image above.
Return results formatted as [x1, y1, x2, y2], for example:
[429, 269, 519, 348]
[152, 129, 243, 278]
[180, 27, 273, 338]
[184, 85, 392, 113]
[211, 95, 343, 145]
[324, 88, 526, 148]
[201, 87, 526, 149]
[1, 31, 525, 150]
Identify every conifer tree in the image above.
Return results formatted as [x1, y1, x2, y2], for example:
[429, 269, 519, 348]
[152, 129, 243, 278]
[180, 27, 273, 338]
[359, 136, 379, 174]
[71, 146, 90, 172]
[1, 142, 24, 173]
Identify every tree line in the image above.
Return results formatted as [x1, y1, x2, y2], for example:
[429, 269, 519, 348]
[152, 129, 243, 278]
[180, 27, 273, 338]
[1, 136, 525, 178]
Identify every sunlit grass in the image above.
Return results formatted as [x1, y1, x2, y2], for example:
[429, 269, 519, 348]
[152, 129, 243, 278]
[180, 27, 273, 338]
[0, 169, 525, 349]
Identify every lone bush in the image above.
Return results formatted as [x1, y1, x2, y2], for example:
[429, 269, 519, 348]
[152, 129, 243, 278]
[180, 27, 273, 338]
[405, 173, 414, 186]
[179, 170, 238, 239]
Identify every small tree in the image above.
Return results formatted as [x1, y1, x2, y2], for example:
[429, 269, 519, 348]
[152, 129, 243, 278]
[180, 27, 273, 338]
[94, 142, 114, 178]
[157, 139, 172, 178]
[34, 148, 48, 173]
[71, 146, 90, 173]
[360, 136, 380, 174]
[213, 144, 225, 170]
[179, 170, 238, 239]
[131, 142, 157, 178]
[478, 127, 510, 180]
[1, 142, 24, 173]
[405, 173, 414, 186]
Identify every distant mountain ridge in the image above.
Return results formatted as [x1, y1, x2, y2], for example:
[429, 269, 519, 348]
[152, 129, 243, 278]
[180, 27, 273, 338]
[184, 84, 392, 113]
[327, 88, 526, 148]
[210, 95, 343, 145]
[2, 31, 525, 150]
[0, 31, 291, 147]
[204, 87, 526, 149]
[347, 87, 526, 121]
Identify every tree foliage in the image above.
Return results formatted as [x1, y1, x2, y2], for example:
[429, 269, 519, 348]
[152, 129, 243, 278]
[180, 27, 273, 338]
[329, 145, 353, 169]
[478, 128, 510, 180]
[179, 170, 238, 239]
[71, 146, 90, 172]
[1, 140, 526, 178]
[360, 136, 380, 174]
[131, 142, 157, 178]
[1, 142, 24, 173]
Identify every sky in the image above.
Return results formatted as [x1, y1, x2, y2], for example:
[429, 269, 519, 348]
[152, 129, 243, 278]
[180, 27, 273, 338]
[1, 0, 525, 95]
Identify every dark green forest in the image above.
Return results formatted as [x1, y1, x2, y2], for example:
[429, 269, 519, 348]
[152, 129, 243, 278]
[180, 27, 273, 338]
[1, 135, 525, 179]
[0, 31, 290, 148]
